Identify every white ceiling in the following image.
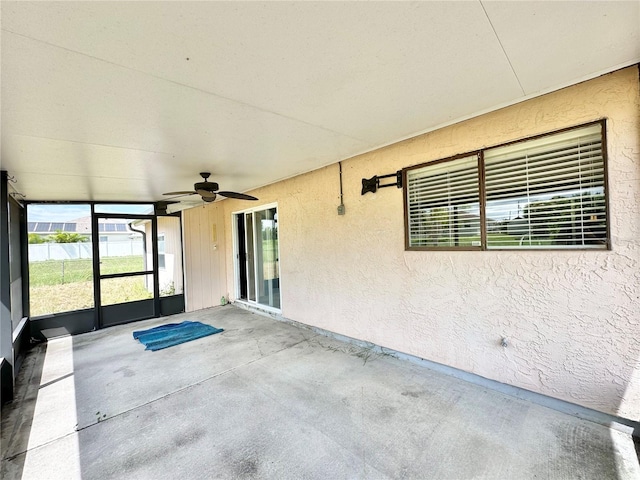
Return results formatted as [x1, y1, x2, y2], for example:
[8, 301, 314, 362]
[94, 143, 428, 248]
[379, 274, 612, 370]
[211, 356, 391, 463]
[2, 1, 639, 207]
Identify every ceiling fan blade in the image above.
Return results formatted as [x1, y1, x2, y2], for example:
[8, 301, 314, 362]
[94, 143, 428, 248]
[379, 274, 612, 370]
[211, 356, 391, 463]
[161, 193, 197, 202]
[217, 191, 258, 201]
[196, 189, 217, 198]
[163, 190, 197, 196]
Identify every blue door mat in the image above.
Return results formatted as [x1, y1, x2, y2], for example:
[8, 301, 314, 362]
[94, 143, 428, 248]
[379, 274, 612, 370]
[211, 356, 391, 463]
[133, 321, 224, 351]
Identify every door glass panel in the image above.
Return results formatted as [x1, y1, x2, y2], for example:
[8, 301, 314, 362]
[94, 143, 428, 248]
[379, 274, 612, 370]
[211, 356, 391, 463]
[255, 208, 280, 309]
[236, 214, 247, 300]
[27, 204, 94, 316]
[98, 218, 151, 274]
[157, 216, 184, 297]
[246, 213, 256, 302]
[100, 275, 154, 306]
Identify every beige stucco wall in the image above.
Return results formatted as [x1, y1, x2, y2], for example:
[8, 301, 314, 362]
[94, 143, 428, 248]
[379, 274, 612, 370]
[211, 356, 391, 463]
[185, 66, 640, 420]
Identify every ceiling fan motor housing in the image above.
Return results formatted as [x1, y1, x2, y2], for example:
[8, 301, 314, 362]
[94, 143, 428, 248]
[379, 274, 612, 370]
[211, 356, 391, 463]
[194, 181, 219, 192]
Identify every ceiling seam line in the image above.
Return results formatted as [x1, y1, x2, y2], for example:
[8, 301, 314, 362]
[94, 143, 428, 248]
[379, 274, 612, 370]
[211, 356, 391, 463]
[8, 133, 178, 157]
[478, 0, 526, 96]
[2, 29, 373, 146]
[17, 172, 151, 181]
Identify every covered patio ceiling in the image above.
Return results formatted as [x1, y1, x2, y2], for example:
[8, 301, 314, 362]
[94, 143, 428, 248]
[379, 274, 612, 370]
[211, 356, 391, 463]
[1, 1, 639, 208]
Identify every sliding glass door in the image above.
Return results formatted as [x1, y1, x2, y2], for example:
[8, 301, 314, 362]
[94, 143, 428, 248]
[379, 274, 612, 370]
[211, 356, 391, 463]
[235, 204, 280, 310]
[255, 208, 279, 309]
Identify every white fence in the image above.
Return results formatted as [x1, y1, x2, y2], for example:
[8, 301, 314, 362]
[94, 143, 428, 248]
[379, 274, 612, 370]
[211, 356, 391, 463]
[29, 240, 144, 261]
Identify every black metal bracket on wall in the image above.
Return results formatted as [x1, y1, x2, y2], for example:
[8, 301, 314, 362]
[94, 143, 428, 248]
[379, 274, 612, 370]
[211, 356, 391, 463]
[361, 170, 402, 195]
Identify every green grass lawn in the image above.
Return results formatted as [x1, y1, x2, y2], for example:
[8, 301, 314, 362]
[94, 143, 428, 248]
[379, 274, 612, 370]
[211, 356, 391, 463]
[29, 256, 151, 316]
[261, 238, 278, 262]
[29, 256, 145, 286]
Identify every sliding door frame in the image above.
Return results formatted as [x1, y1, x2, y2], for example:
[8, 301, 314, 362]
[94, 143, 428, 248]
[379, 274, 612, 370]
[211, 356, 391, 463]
[232, 202, 281, 313]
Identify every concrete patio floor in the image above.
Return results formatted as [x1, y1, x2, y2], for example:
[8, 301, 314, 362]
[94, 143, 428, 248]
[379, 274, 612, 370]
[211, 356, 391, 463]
[2, 306, 639, 479]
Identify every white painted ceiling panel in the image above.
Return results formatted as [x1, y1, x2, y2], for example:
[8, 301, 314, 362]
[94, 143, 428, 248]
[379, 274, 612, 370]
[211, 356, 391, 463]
[1, 1, 638, 203]
[2, 32, 370, 200]
[483, 1, 640, 95]
[3, 33, 369, 158]
[2, 2, 524, 142]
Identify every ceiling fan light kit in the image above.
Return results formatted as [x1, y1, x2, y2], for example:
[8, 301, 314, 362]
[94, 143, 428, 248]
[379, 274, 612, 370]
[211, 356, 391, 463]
[163, 172, 258, 202]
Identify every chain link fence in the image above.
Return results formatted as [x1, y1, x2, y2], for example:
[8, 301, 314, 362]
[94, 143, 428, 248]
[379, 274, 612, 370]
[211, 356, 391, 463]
[28, 239, 144, 262]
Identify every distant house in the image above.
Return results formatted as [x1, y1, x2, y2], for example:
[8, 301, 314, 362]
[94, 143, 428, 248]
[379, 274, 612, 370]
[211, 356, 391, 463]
[28, 217, 143, 261]
[27, 216, 136, 243]
[410, 211, 495, 240]
[132, 217, 184, 297]
[457, 213, 497, 237]
[506, 217, 529, 237]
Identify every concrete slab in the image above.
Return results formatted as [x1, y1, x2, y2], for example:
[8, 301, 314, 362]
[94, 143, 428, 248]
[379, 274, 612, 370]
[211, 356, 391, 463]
[2, 306, 639, 479]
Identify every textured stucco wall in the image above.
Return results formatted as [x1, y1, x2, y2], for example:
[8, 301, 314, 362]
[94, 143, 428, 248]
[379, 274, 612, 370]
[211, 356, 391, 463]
[208, 66, 640, 420]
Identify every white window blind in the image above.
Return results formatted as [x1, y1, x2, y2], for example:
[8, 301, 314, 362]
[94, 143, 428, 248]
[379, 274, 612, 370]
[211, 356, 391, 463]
[484, 123, 606, 249]
[404, 121, 608, 250]
[406, 155, 480, 248]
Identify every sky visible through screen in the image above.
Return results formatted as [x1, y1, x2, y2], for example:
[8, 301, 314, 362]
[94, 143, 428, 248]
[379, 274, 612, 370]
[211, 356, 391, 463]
[27, 204, 154, 222]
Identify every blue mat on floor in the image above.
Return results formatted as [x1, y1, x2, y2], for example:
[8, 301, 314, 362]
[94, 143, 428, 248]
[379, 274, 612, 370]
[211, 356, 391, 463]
[133, 321, 224, 351]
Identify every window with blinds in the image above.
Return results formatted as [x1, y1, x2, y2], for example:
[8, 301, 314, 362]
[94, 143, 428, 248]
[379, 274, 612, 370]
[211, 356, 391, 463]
[404, 121, 608, 250]
[406, 155, 481, 248]
[484, 123, 606, 249]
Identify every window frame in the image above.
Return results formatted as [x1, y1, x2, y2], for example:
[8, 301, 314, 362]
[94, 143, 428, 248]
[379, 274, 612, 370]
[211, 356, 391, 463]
[403, 119, 610, 251]
[403, 151, 483, 251]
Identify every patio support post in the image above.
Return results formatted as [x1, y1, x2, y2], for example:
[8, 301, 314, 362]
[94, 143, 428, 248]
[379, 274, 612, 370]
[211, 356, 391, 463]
[0, 171, 15, 404]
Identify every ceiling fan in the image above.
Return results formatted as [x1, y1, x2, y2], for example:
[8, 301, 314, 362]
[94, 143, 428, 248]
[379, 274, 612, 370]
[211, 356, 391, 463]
[163, 172, 258, 202]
